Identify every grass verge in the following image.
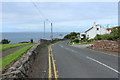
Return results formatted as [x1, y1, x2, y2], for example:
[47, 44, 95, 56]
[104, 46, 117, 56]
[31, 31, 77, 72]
[40, 40, 64, 47]
[1, 43, 30, 52]
[0, 43, 35, 70]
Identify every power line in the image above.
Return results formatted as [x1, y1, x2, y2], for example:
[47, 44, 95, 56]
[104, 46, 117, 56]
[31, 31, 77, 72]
[30, 0, 46, 19]
[30, 0, 53, 40]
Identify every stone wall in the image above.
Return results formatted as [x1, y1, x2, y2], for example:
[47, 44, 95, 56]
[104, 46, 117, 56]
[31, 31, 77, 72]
[40, 39, 51, 44]
[93, 40, 120, 52]
[2, 43, 41, 79]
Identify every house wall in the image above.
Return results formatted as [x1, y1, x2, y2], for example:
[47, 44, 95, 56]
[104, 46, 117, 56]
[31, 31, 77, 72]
[86, 27, 96, 39]
[86, 25, 111, 39]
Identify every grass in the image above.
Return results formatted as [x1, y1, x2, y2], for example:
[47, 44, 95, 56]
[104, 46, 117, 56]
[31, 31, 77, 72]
[0, 43, 30, 52]
[40, 42, 51, 47]
[40, 40, 64, 47]
[79, 41, 92, 44]
[0, 40, 62, 70]
[0, 43, 35, 70]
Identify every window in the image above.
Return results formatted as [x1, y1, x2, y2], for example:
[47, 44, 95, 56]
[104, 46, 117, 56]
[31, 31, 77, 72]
[97, 28, 99, 30]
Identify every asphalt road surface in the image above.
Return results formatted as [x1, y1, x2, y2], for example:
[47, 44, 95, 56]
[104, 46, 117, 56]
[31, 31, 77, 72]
[51, 41, 119, 78]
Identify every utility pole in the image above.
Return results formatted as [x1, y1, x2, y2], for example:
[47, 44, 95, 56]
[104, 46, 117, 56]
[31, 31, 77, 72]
[51, 23, 53, 41]
[43, 21, 45, 38]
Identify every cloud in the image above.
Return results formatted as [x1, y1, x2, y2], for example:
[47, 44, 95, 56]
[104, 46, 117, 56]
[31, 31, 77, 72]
[1, 2, 118, 32]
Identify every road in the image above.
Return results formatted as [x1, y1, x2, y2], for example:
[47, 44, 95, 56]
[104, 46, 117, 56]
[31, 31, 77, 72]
[49, 41, 119, 78]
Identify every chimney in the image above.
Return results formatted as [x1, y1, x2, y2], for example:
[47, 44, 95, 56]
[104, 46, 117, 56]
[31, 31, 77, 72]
[94, 22, 96, 26]
[93, 22, 96, 28]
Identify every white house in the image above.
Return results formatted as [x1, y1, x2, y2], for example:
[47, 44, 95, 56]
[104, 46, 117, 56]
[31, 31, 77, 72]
[85, 22, 112, 39]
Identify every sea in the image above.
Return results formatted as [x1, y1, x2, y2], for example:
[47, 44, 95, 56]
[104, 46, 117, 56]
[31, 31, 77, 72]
[1, 32, 69, 43]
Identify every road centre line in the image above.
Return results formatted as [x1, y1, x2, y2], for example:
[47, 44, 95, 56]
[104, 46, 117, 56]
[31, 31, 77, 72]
[48, 45, 58, 79]
[48, 46, 52, 79]
[51, 52, 58, 79]
[86, 56, 120, 74]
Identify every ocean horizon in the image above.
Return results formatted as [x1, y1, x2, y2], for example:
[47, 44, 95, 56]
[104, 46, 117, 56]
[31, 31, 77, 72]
[1, 32, 69, 43]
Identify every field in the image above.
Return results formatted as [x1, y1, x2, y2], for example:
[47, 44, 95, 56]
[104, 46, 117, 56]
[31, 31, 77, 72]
[0, 43, 30, 52]
[0, 43, 35, 70]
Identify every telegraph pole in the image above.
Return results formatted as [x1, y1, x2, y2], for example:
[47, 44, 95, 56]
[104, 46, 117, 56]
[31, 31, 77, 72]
[51, 23, 53, 41]
[43, 21, 45, 38]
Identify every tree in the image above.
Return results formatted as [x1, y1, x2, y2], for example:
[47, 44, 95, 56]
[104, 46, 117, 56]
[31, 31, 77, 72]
[1, 39, 10, 44]
[70, 32, 78, 37]
[64, 32, 79, 39]
[64, 34, 71, 39]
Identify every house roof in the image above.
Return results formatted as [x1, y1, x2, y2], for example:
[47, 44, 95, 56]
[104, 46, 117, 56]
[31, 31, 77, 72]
[106, 28, 112, 31]
[85, 24, 102, 33]
[85, 27, 93, 33]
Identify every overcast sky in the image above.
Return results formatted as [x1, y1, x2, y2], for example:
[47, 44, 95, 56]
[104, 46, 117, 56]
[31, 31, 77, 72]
[1, 2, 118, 32]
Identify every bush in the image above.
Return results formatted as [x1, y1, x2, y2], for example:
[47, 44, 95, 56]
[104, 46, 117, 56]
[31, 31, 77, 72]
[71, 36, 77, 40]
[1, 39, 10, 44]
[98, 37, 102, 40]
[107, 37, 114, 40]
[110, 26, 120, 39]
[71, 38, 79, 43]
[64, 34, 71, 39]
[64, 32, 79, 39]
[94, 34, 116, 40]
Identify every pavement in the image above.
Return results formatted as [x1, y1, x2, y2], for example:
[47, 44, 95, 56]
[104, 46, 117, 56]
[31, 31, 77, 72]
[50, 41, 119, 78]
[2, 44, 30, 57]
[28, 46, 48, 78]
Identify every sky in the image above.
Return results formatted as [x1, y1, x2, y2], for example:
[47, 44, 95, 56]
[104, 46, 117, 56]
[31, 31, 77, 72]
[1, 2, 118, 32]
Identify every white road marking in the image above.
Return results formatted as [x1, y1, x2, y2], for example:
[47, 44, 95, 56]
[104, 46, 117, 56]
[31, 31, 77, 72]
[86, 56, 120, 74]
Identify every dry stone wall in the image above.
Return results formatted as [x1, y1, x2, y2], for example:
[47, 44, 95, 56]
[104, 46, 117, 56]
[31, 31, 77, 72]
[2, 43, 40, 79]
[93, 40, 120, 52]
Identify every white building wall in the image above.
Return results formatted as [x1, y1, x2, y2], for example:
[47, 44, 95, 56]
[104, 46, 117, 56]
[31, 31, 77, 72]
[86, 27, 96, 39]
[85, 25, 111, 39]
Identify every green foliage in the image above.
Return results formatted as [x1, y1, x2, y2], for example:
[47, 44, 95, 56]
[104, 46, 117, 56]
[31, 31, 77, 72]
[40, 42, 51, 47]
[79, 41, 92, 44]
[71, 38, 79, 43]
[94, 34, 112, 40]
[70, 32, 78, 36]
[71, 36, 77, 39]
[64, 32, 79, 39]
[1, 43, 30, 52]
[0, 44, 34, 69]
[94, 26, 120, 40]
[64, 32, 81, 44]
[1, 39, 10, 44]
[110, 26, 120, 40]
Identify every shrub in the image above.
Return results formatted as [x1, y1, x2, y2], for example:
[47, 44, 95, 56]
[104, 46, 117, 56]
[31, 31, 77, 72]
[64, 32, 80, 39]
[71, 36, 77, 40]
[71, 38, 79, 43]
[1, 39, 10, 44]
[94, 34, 116, 40]
[64, 34, 71, 39]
